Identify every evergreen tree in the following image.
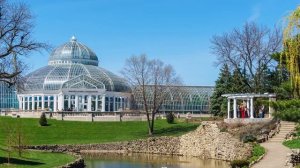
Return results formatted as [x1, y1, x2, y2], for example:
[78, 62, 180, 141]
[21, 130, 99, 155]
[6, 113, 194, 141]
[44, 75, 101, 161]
[231, 68, 249, 93]
[39, 113, 48, 126]
[210, 64, 232, 116]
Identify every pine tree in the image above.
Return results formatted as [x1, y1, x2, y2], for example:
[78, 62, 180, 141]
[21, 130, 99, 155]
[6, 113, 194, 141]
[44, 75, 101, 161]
[210, 64, 232, 116]
[39, 113, 48, 126]
[231, 68, 249, 93]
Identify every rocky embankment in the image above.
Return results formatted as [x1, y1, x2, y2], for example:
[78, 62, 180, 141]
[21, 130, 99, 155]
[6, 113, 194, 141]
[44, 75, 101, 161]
[27, 122, 252, 161]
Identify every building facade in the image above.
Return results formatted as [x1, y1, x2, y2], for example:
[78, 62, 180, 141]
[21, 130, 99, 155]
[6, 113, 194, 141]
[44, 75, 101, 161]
[17, 36, 131, 112]
[0, 37, 214, 114]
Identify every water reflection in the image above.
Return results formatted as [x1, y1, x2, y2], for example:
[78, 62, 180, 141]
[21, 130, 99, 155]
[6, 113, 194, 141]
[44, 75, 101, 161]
[84, 153, 230, 168]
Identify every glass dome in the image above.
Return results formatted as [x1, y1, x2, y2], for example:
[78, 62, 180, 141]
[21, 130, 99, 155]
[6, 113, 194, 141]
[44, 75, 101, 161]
[22, 37, 131, 93]
[48, 36, 99, 66]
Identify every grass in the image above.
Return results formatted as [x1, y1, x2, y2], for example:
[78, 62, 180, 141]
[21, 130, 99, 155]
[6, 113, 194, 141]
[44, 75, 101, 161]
[283, 139, 300, 149]
[248, 143, 265, 163]
[0, 149, 75, 168]
[0, 117, 199, 145]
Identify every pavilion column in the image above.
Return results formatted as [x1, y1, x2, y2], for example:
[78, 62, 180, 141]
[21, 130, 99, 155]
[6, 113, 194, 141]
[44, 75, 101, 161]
[87, 95, 92, 111]
[75, 95, 78, 112]
[42, 95, 45, 110]
[32, 96, 35, 111]
[227, 98, 230, 119]
[95, 96, 98, 111]
[22, 96, 25, 111]
[101, 95, 105, 112]
[250, 98, 254, 118]
[233, 98, 237, 118]
[246, 99, 250, 117]
[53, 95, 57, 112]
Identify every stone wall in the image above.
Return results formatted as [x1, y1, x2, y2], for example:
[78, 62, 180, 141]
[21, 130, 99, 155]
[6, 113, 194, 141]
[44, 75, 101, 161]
[27, 122, 252, 161]
[179, 121, 252, 160]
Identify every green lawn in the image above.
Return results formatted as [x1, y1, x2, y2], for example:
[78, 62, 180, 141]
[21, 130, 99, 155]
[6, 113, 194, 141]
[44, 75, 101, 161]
[283, 139, 300, 148]
[0, 149, 75, 168]
[0, 117, 199, 145]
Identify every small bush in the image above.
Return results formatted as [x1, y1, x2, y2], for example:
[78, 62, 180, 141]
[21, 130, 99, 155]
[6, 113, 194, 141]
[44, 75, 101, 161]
[241, 134, 257, 143]
[248, 143, 265, 163]
[39, 113, 48, 126]
[230, 159, 250, 168]
[166, 112, 175, 124]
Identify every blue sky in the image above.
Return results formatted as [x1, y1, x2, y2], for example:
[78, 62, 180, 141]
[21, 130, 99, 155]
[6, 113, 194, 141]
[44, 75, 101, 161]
[21, 0, 300, 86]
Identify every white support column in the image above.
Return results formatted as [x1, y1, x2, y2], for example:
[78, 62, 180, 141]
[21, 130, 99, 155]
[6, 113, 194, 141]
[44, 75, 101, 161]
[42, 95, 45, 110]
[18, 96, 22, 110]
[246, 99, 250, 117]
[227, 98, 230, 119]
[22, 96, 25, 111]
[48, 96, 50, 109]
[68, 95, 71, 109]
[250, 98, 254, 118]
[36, 96, 40, 110]
[27, 97, 30, 110]
[87, 95, 92, 111]
[101, 95, 105, 112]
[95, 96, 98, 111]
[32, 96, 35, 111]
[53, 95, 57, 112]
[82, 95, 85, 111]
[58, 94, 63, 111]
[113, 96, 115, 112]
[233, 98, 237, 118]
[75, 95, 78, 111]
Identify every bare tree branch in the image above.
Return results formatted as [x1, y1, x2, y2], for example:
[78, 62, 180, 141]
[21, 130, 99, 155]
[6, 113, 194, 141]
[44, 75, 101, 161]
[0, 0, 48, 85]
[211, 22, 282, 92]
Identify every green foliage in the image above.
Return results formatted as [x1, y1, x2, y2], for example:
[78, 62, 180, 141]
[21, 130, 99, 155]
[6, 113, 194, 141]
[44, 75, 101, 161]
[0, 117, 198, 145]
[283, 139, 300, 149]
[271, 99, 300, 121]
[248, 143, 265, 163]
[210, 64, 232, 116]
[241, 134, 257, 143]
[166, 112, 175, 124]
[39, 113, 47, 126]
[0, 149, 75, 168]
[230, 159, 250, 168]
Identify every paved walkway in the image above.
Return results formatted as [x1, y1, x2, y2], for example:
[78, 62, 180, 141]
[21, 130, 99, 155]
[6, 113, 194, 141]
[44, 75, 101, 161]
[252, 121, 296, 168]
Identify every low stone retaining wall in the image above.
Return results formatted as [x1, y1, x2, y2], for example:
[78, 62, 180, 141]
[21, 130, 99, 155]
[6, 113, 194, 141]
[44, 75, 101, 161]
[26, 122, 252, 162]
[61, 153, 85, 168]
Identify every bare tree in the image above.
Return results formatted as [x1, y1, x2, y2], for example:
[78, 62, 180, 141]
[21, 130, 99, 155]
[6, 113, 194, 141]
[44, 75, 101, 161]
[122, 55, 181, 135]
[211, 22, 282, 92]
[0, 0, 47, 86]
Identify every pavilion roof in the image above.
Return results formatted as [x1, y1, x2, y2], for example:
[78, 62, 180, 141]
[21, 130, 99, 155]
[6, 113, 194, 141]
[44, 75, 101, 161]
[221, 93, 276, 99]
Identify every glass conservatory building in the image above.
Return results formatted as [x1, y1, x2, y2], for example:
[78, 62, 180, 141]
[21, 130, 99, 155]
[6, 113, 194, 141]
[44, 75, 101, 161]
[0, 82, 19, 110]
[133, 86, 214, 113]
[17, 36, 131, 112]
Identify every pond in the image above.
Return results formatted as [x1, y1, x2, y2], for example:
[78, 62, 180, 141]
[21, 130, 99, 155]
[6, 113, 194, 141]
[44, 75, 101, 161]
[84, 153, 230, 168]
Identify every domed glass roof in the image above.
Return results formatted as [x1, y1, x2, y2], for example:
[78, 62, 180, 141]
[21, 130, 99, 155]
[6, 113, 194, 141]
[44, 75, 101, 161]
[21, 37, 131, 93]
[48, 36, 99, 66]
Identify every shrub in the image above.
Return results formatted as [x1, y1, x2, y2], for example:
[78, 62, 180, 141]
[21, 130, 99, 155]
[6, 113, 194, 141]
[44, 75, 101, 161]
[241, 134, 257, 143]
[39, 113, 48, 126]
[248, 143, 265, 163]
[166, 112, 175, 124]
[230, 159, 250, 168]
